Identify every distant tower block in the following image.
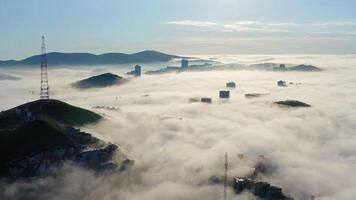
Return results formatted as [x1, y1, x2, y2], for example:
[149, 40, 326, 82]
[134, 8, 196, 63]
[219, 90, 230, 99]
[226, 82, 236, 88]
[201, 97, 212, 104]
[40, 36, 50, 100]
[135, 65, 141, 77]
[181, 59, 189, 69]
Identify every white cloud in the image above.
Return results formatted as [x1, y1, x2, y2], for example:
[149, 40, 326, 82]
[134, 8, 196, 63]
[223, 21, 293, 33]
[167, 20, 217, 27]
[167, 20, 297, 32]
[312, 21, 356, 26]
[168, 20, 356, 34]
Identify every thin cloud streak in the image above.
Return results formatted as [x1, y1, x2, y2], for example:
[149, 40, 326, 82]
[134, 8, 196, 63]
[167, 20, 218, 27]
[167, 20, 356, 33]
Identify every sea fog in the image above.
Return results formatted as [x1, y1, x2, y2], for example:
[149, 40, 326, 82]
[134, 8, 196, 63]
[0, 54, 356, 200]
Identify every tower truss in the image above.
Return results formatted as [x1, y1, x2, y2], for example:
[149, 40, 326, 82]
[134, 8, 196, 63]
[40, 36, 50, 100]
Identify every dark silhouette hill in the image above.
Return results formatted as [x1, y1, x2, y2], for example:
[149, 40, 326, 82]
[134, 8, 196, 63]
[288, 64, 322, 71]
[0, 120, 74, 164]
[0, 99, 101, 129]
[71, 73, 125, 89]
[0, 99, 125, 178]
[0, 50, 180, 66]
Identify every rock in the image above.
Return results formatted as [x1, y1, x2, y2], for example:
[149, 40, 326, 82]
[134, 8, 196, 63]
[275, 100, 311, 107]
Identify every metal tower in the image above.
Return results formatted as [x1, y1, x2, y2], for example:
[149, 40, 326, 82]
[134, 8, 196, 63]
[224, 152, 228, 200]
[40, 36, 50, 100]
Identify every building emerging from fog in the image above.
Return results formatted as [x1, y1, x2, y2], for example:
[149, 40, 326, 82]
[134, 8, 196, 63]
[226, 82, 237, 88]
[201, 97, 212, 104]
[220, 91, 230, 99]
[181, 59, 189, 69]
[135, 65, 141, 77]
[127, 65, 142, 76]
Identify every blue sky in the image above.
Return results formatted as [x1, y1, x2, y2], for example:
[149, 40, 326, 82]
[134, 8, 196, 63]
[1, 0, 356, 59]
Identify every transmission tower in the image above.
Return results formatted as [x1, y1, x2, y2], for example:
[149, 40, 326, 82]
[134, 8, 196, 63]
[224, 152, 228, 200]
[40, 36, 50, 100]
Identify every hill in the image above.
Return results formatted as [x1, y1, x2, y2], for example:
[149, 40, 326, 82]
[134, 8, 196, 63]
[0, 99, 101, 129]
[0, 120, 74, 165]
[71, 73, 125, 89]
[0, 99, 128, 178]
[0, 50, 180, 66]
[288, 64, 322, 71]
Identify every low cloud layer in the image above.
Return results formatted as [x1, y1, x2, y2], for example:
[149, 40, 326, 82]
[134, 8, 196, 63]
[0, 55, 356, 200]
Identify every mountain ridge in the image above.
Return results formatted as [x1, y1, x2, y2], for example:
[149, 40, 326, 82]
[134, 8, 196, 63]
[0, 50, 181, 66]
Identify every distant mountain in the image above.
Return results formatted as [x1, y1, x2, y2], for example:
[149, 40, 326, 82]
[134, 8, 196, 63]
[146, 62, 322, 75]
[288, 64, 322, 72]
[0, 50, 181, 66]
[72, 73, 126, 89]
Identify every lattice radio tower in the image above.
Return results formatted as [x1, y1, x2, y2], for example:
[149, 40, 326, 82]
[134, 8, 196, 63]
[40, 36, 50, 100]
[224, 152, 228, 200]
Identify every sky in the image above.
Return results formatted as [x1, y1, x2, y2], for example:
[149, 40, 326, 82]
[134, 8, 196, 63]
[1, 0, 356, 59]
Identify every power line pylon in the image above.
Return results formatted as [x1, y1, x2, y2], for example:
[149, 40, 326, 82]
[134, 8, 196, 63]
[40, 36, 50, 100]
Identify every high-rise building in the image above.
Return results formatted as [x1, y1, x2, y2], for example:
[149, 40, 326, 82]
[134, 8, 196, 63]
[226, 82, 236, 88]
[135, 65, 141, 77]
[219, 90, 230, 99]
[181, 59, 189, 68]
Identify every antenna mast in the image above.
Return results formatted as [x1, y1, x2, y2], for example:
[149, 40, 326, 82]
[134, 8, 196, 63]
[224, 152, 228, 200]
[40, 36, 50, 100]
